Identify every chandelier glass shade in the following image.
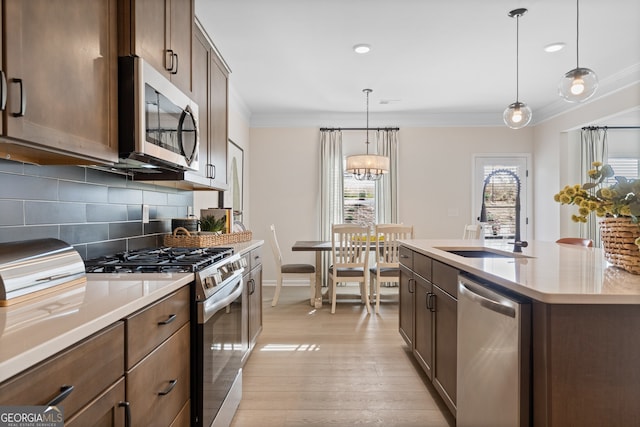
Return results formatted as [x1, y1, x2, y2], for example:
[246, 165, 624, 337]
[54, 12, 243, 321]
[503, 8, 531, 130]
[558, 0, 598, 102]
[346, 88, 389, 180]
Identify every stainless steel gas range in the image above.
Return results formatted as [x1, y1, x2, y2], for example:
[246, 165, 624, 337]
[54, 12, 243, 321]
[86, 246, 248, 427]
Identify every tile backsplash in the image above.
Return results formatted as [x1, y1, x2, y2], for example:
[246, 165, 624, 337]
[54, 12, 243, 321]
[0, 159, 193, 259]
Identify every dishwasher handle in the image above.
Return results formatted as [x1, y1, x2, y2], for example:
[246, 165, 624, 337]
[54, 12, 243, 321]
[459, 280, 516, 318]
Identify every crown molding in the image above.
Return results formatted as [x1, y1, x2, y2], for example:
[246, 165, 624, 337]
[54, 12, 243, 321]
[232, 64, 640, 129]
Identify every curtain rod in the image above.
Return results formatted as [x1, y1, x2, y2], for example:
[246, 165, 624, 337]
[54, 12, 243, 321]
[319, 127, 400, 132]
[582, 126, 640, 130]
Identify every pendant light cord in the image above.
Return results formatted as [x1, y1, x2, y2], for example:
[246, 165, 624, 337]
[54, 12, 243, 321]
[516, 13, 520, 102]
[364, 88, 371, 155]
[575, 0, 580, 68]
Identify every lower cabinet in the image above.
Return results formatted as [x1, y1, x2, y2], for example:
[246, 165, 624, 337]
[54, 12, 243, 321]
[242, 246, 263, 360]
[125, 286, 191, 426]
[399, 246, 458, 417]
[65, 379, 127, 427]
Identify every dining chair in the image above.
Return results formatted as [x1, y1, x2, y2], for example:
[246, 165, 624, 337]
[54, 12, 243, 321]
[268, 224, 316, 307]
[555, 237, 594, 247]
[462, 224, 482, 239]
[369, 224, 414, 314]
[328, 224, 371, 314]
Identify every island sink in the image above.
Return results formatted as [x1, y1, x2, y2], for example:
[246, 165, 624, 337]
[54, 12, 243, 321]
[435, 247, 533, 259]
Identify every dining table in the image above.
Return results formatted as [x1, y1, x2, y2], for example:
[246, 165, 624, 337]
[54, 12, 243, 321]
[291, 240, 379, 308]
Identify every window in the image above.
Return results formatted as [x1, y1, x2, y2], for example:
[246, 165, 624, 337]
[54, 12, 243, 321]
[605, 158, 639, 185]
[473, 155, 530, 240]
[343, 173, 375, 227]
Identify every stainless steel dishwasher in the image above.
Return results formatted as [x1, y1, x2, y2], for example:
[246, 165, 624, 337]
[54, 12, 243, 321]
[456, 274, 531, 427]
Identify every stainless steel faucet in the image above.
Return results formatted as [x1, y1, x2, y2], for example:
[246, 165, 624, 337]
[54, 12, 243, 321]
[479, 169, 528, 252]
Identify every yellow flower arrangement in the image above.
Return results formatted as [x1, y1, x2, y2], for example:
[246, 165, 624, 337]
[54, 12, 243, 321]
[554, 162, 640, 223]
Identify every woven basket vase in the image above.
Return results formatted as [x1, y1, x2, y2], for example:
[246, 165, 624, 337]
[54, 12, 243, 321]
[600, 217, 640, 274]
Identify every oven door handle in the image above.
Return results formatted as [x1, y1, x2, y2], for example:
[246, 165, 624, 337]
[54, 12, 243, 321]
[199, 277, 243, 324]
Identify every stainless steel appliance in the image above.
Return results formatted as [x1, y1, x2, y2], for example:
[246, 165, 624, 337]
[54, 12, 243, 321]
[117, 56, 199, 172]
[85, 246, 247, 427]
[0, 239, 85, 306]
[457, 274, 531, 427]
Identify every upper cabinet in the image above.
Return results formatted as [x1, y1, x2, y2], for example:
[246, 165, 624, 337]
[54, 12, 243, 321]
[120, 0, 193, 95]
[0, 0, 119, 165]
[193, 22, 228, 190]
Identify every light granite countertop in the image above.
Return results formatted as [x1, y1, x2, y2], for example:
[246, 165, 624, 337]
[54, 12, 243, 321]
[398, 239, 640, 304]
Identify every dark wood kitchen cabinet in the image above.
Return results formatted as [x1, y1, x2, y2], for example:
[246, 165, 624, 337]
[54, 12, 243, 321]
[0, 322, 126, 423]
[0, 0, 119, 165]
[192, 22, 229, 190]
[125, 286, 190, 426]
[399, 246, 457, 417]
[240, 245, 263, 364]
[119, 0, 194, 95]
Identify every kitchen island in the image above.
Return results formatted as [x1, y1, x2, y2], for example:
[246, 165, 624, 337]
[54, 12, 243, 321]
[398, 239, 640, 427]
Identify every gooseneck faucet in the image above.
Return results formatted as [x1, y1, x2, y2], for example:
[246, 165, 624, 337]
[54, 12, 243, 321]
[479, 169, 528, 253]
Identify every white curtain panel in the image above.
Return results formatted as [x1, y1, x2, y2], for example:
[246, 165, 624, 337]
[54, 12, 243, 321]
[581, 127, 608, 246]
[375, 129, 399, 224]
[320, 130, 344, 285]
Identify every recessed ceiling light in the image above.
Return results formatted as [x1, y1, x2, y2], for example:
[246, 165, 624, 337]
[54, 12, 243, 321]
[544, 42, 566, 53]
[353, 44, 371, 54]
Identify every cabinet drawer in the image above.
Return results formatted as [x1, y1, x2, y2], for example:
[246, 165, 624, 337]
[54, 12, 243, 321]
[414, 252, 432, 281]
[126, 323, 190, 426]
[66, 378, 126, 427]
[249, 247, 263, 271]
[170, 399, 190, 427]
[0, 322, 124, 419]
[399, 246, 413, 269]
[432, 260, 458, 297]
[126, 286, 190, 369]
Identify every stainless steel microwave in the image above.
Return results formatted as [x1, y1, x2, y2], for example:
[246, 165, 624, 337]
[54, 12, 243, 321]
[118, 56, 199, 171]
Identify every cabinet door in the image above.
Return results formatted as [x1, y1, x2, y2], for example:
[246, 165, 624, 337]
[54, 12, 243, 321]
[192, 25, 211, 185]
[433, 285, 457, 414]
[413, 274, 434, 380]
[2, 0, 118, 164]
[248, 264, 263, 349]
[209, 51, 228, 189]
[398, 264, 414, 347]
[65, 379, 127, 427]
[129, 0, 192, 94]
[169, 0, 193, 93]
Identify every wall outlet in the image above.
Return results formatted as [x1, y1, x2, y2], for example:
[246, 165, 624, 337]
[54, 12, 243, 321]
[142, 204, 150, 224]
[187, 206, 194, 216]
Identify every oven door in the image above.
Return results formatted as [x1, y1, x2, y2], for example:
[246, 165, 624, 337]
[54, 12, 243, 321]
[193, 274, 248, 427]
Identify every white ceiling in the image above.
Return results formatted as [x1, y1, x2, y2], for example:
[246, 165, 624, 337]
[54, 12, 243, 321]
[195, 0, 640, 127]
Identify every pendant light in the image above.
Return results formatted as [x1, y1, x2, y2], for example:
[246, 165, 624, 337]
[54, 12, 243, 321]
[558, 0, 598, 102]
[503, 8, 532, 129]
[346, 89, 389, 180]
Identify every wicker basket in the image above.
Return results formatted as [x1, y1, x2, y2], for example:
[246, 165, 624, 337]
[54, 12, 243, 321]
[163, 227, 253, 247]
[600, 217, 640, 274]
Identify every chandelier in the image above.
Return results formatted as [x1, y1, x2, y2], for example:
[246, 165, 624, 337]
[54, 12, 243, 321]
[345, 89, 389, 180]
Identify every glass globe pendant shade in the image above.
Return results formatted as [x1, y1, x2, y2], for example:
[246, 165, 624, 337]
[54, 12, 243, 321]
[503, 101, 532, 129]
[558, 67, 598, 102]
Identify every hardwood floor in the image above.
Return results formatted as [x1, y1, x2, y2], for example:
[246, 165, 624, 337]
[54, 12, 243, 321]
[231, 284, 455, 427]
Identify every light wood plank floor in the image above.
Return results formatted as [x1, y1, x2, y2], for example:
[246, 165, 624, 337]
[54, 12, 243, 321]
[231, 284, 455, 427]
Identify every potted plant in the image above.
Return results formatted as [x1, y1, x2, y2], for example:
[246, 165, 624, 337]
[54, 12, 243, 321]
[554, 162, 640, 273]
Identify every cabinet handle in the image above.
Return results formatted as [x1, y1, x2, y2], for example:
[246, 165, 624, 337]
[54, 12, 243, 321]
[11, 78, 26, 117]
[408, 278, 414, 294]
[46, 385, 74, 406]
[157, 314, 177, 325]
[172, 53, 179, 74]
[426, 292, 431, 310]
[158, 379, 178, 396]
[118, 401, 131, 427]
[428, 293, 436, 312]
[400, 254, 410, 258]
[248, 278, 255, 295]
[207, 163, 216, 179]
[0, 71, 6, 110]
[166, 49, 175, 72]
